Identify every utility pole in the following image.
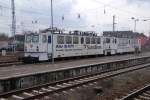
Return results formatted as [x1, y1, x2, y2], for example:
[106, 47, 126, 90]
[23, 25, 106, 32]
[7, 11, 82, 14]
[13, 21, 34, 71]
[131, 17, 139, 32]
[50, 0, 53, 29]
[113, 15, 116, 32]
[50, 0, 54, 64]
[11, 0, 16, 52]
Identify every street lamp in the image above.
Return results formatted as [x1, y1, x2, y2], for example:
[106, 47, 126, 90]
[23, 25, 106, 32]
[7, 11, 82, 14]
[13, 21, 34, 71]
[131, 17, 139, 32]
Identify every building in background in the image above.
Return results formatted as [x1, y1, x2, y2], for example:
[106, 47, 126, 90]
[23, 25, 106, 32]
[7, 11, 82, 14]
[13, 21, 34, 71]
[8, 34, 25, 51]
[0, 34, 9, 51]
[135, 33, 148, 46]
[0, 41, 9, 50]
[0, 34, 25, 51]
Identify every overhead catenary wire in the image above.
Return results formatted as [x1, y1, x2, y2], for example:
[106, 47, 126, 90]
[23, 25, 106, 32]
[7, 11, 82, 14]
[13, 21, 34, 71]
[89, 0, 150, 19]
[0, 0, 150, 34]
[0, 0, 149, 19]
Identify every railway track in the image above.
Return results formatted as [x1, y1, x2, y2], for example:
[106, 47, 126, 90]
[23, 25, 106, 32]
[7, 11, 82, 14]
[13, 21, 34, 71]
[0, 61, 22, 67]
[0, 55, 21, 67]
[120, 84, 150, 100]
[0, 62, 150, 100]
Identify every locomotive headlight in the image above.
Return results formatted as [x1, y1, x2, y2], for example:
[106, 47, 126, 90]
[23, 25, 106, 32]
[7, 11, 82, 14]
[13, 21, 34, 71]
[24, 46, 27, 51]
[36, 46, 39, 52]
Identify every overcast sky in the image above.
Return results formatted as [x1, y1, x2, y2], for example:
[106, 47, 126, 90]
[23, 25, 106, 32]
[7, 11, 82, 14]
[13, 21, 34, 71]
[0, 0, 150, 36]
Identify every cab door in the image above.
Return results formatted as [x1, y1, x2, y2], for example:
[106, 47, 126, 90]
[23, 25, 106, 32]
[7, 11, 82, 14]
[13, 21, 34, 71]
[47, 35, 52, 58]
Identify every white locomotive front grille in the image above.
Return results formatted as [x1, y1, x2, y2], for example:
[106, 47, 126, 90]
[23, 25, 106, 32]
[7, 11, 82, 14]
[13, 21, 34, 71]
[25, 52, 39, 57]
[24, 52, 48, 61]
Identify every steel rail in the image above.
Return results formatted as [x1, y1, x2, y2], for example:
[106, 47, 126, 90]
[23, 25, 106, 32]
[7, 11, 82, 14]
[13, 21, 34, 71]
[120, 84, 150, 100]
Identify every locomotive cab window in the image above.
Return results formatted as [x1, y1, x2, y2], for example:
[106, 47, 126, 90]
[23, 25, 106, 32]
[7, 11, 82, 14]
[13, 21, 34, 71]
[57, 36, 64, 44]
[112, 38, 117, 44]
[32, 35, 39, 43]
[106, 38, 111, 43]
[42, 35, 47, 43]
[66, 36, 72, 44]
[26, 35, 32, 43]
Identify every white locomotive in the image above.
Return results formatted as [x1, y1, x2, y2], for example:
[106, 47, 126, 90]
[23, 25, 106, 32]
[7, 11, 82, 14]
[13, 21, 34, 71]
[22, 28, 141, 62]
[103, 36, 141, 55]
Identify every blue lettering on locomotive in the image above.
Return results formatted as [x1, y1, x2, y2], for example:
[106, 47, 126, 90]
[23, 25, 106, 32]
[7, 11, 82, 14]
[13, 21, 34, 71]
[56, 45, 63, 48]
[64, 45, 67, 48]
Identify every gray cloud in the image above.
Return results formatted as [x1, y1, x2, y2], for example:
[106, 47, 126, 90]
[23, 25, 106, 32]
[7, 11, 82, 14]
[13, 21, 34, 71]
[126, 0, 150, 6]
[0, 0, 150, 36]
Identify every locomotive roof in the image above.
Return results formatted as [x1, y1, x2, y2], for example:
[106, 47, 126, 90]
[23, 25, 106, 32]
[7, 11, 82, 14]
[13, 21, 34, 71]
[103, 31, 140, 38]
[40, 27, 101, 37]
